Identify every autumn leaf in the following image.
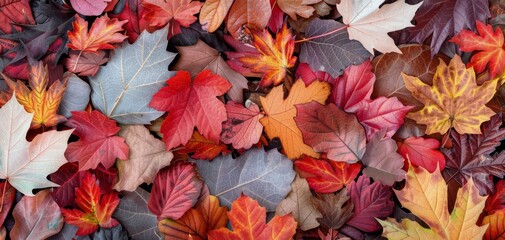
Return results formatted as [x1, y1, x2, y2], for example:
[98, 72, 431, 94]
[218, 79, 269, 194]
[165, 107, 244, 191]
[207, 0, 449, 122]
[337, 0, 422, 54]
[142, 0, 202, 35]
[275, 175, 322, 231]
[208, 194, 297, 240]
[397, 136, 446, 173]
[148, 162, 203, 220]
[276, 0, 321, 20]
[178, 131, 231, 160]
[403, 55, 498, 135]
[221, 101, 264, 150]
[232, 24, 297, 87]
[485, 180, 505, 214]
[294, 156, 361, 193]
[199, 0, 234, 32]
[0, 95, 72, 196]
[149, 70, 231, 150]
[260, 79, 330, 159]
[65, 110, 129, 171]
[67, 14, 128, 53]
[70, 0, 109, 16]
[64, 50, 108, 76]
[451, 20, 505, 78]
[312, 189, 354, 230]
[3, 61, 67, 129]
[61, 172, 120, 236]
[330, 61, 374, 113]
[0, 0, 34, 34]
[295, 102, 366, 163]
[0, 182, 15, 226]
[225, 0, 271, 39]
[482, 209, 505, 240]
[378, 165, 488, 239]
[114, 125, 173, 192]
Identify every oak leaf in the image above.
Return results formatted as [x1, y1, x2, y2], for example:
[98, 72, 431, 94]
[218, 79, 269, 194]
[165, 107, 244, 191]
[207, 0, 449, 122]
[3, 61, 67, 129]
[403, 55, 498, 135]
[397, 136, 446, 173]
[61, 172, 120, 236]
[260, 79, 330, 159]
[451, 20, 505, 78]
[199, 0, 234, 32]
[225, 0, 271, 39]
[149, 70, 231, 150]
[178, 131, 231, 160]
[337, 0, 422, 54]
[208, 194, 297, 240]
[67, 14, 128, 53]
[233, 24, 297, 87]
[378, 166, 488, 239]
[221, 101, 264, 150]
[0, 95, 72, 196]
[276, 0, 321, 20]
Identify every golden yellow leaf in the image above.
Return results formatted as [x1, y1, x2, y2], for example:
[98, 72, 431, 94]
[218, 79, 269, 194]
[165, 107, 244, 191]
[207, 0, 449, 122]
[379, 165, 488, 239]
[402, 55, 498, 135]
[3, 62, 67, 129]
[260, 79, 330, 159]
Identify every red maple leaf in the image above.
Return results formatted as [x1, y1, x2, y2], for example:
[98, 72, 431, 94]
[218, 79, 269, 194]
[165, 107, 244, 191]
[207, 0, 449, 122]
[149, 70, 231, 150]
[65, 110, 129, 171]
[142, 0, 202, 36]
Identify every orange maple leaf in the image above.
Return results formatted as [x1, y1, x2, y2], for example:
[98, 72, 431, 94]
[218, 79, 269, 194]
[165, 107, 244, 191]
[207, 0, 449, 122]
[177, 131, 231, 160]
[237, 24, 297, 87]
[208, 194, 297, 240]
[451, 21, 505, 78]
[260, 79, 330, 159]
[67, 14, 128, 53]
[2, 61, 67, 129]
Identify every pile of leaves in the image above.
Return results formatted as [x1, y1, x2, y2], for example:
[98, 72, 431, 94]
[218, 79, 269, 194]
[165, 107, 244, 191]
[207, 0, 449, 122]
[1, 0, 505, 239]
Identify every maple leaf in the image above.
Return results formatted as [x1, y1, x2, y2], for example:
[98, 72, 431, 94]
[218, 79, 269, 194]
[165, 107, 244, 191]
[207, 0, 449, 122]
[114, 125, 173, 192]
[233, 24, 297, 87]
[61, 172, 120, 236]
[451, 21, 505, 78]
[178, 131, 231, 160]
[64, 50, 108, 76]
[0, 96, 72, 196]
[312, 188, 354, 230]
[67, 14, 128, 53]
[208, 194, 297, 240]
[10, 190, 63, 239]
[225, 0, 271, 39]
[276, 0, 321, 20]
[346, 175, 394, 232]
[3, 61, 67, 129]
[199, 0, 234, 33]
[295, 102, 366, 163]
[337, 0, 422, 54]
[482, 209, 505, 240]
[397, 136, 446, 173]
[275, 175, 322, 231]
[441, 114, 505, 195]
[148, 162, 203, 220]
[142, 0, 202, 35]
[221, 101, 264, 150]
[260, 79, 330, 159]
[485, 180, 505, 214]
[109, 0, 150, 43]
[65, 110, 129, 171]
[403, 55, 498, 135]
[294, 156, 361, 193]
[330, 60, 374, 113]
[0, 0, 34, 34]
[378, 165, 488, 239]
[150, 70, 231, 150]
[158, 195, 228, 239]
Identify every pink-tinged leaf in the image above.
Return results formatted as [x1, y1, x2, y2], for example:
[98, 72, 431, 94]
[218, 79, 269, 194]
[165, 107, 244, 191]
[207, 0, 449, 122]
[224, 35, 263, 78]
[10, 190, 64, 239]
[346, 175, 394, 232]
[295, 102, 366, 163]
[330, 61, 375, 113]
[268, 0, 284, 33]
[485, 180, 505, 214]
[295, 62, 337, 86]
[65, 50, 108, 76]
[149, 70, 231, 150]
[221, 101, 264, 150]
[295, 156, 361, 193]
[0, 182, 15, 227]
[398, 136, 446, 173]
[148, 162, 203, 220]
[0, 0, 35, 34]
[110, 0, 151, 43]
[65, 110, 129, 171]
[70, 0, 110, 16]
[356, 97, 413, 140]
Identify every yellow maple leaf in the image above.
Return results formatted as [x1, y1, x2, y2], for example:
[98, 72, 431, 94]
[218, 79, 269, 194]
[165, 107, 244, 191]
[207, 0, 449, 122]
[3, 62, 67, 129]
[260, 79, 330, 159]
[402, 55, 498, 135]
[378, 165, 488, 240]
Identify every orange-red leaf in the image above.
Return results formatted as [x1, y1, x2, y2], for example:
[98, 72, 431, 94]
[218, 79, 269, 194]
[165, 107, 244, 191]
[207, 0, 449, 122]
[451, 20, 505, 78]
[225, 0, 271, 39]
[294, 156, 361, 193]
[397, 136, 446, 173]
[208, 194, 297, 240]
[142, 0, 202, 34]
[221, 101, 264, 150]
[178, 131, 231, 160]
[61, 172, 120, 236]
[235, 24, 297, 87]
[2, 61, 67, 129]
[483, 209, 505, 240]
[67, 14, 128, 53]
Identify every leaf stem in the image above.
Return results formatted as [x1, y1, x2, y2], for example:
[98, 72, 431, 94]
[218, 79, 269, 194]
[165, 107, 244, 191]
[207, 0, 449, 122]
[73, 50, 83, 71]
[294, 25, 348, 43]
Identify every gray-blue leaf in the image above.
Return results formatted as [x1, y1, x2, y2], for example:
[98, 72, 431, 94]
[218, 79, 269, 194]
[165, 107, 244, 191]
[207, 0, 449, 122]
[59, 74, 90, 118]
[195, 148, 296, 212]
[90, 28, 176, 124]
